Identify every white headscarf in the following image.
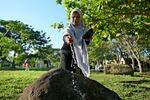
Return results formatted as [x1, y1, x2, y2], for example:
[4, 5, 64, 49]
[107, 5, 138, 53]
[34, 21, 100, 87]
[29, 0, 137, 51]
[63, 8, 90, 77]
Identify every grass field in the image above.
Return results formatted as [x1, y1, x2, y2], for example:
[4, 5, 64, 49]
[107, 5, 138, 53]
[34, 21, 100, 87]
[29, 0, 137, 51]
[0, 70, 150, 100]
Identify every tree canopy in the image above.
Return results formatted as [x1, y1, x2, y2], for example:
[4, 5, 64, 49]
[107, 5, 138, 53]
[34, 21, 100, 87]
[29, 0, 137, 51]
[0, 20, 53, 68]
[55, 0, 150, 72]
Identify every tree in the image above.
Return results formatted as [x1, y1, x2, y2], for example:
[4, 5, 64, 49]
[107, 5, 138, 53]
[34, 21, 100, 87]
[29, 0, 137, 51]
[32, 45, 60, 67]
[55, 0, 150, 73]
[0, 20, 51, 68]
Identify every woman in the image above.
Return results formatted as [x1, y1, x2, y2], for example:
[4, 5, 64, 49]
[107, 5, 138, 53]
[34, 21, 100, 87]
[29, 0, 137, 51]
[60, 8, 92, 77]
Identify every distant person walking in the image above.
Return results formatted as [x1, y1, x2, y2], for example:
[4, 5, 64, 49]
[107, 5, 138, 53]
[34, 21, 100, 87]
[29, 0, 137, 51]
[23, 58, 30, 71]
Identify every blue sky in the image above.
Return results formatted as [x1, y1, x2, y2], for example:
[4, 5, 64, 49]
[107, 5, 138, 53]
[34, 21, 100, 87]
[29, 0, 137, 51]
[0, 0, 68, 48]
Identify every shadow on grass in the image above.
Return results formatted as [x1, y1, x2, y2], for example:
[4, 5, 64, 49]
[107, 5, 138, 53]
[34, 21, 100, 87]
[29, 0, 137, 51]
[120, 80, 150, 97]
[120, 78, 150, 97]
[0, 67, 54, 71]
[133, 71, 150, 78]
[122, 83, 150, 92]
[120, 80, 150, 84]
[0, 96, 18, 100]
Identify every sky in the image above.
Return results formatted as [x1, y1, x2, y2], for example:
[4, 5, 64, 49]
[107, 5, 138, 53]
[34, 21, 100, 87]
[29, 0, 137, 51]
[0, 0, 68, 48]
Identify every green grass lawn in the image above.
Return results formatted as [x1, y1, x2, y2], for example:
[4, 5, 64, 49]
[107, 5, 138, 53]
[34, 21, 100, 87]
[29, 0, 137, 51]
[0, 70, 150, 100]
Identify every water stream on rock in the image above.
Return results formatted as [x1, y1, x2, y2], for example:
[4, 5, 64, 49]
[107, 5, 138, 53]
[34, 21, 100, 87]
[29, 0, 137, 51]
[70, 44, 86, 99]
[71, 72, 86, 100]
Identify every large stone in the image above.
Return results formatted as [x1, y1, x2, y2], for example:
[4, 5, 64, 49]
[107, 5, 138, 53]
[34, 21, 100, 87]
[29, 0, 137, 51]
[19, 68, 121, 100]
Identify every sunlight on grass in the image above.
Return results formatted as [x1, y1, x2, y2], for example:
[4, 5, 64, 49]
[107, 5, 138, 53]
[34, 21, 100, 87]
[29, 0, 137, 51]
[0, 71, 46, 100]
[0, 71, 150, 100]
[90, 72, 150, 100]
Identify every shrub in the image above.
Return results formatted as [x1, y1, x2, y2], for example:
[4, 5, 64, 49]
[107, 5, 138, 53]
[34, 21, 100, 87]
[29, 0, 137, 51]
[104, 64, 134, 75]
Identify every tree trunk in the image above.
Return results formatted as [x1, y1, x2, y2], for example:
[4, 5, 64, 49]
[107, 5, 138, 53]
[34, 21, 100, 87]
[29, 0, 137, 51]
[12, 52, 16, 68]
[123, 36, 143, 73]
[131, 57, 135, 70]
[0, 47, 2, 67]
[132, 52, 142, 73]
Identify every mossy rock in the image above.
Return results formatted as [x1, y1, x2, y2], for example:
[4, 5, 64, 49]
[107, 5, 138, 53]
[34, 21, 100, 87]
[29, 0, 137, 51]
[104, 64, 134, 75]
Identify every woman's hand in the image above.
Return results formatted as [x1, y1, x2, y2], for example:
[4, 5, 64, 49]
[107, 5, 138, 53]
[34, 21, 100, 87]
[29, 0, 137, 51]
[64, 35, 73, 44]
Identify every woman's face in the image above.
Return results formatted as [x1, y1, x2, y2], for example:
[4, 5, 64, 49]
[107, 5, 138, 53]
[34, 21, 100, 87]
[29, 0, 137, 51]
[71, 11, 80, 26]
